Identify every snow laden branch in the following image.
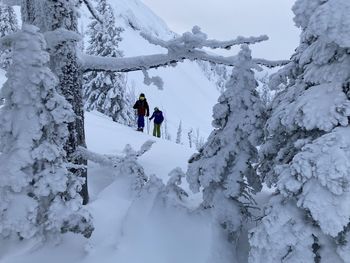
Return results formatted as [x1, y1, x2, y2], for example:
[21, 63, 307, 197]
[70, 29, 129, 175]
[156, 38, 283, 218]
[82, 26, 288, 73]
[80, 0, 103, 24]
[76, 140, 155, 167]
[140, 26, 268, 51]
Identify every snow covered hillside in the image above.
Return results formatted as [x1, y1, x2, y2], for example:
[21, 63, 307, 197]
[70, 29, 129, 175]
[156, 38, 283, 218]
[6, 0, 221, 141]
[80, 0, 221, 143]
[0, 111, 233, 263]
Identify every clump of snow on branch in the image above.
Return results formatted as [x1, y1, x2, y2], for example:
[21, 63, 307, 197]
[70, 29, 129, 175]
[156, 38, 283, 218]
[142, 68, 164, 89]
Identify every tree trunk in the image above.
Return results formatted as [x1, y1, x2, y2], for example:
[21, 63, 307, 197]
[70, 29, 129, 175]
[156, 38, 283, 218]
[22, 0, 89, 204]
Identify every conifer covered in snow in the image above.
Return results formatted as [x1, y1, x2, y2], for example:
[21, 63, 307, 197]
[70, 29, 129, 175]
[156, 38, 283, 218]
[0, 3, 17, 70]
[249, 0, 350, 262]
[84, 0, 134, 126]
[0, 25, 93, 240]
[176, 121, 182, 144]
[187, 45, 265, 241]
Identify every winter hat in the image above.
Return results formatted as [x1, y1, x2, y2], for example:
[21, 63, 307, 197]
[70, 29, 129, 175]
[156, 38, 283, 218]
[139, 93, 145, 98]
[154, 107, 159, 111]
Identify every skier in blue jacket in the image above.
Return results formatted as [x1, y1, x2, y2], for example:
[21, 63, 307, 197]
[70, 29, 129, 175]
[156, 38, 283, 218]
[149, 107, 164, 138]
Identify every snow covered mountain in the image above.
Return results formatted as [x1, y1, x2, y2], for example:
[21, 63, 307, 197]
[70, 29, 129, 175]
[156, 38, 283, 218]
[80, 0, 221, 144]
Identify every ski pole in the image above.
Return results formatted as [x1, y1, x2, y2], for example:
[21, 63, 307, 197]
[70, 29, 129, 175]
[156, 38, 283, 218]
[147, 118, 150, 134]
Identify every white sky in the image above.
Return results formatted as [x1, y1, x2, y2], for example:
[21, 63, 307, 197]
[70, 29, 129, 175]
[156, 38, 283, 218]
[142, 0, 300, 60]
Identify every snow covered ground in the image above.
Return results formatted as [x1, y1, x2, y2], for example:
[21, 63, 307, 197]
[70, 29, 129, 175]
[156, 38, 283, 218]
[0, 111, 233, 263]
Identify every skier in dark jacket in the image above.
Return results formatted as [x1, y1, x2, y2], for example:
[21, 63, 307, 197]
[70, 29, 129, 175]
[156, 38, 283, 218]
[149, 107, 164, 138]
[133, 93, 149, 132]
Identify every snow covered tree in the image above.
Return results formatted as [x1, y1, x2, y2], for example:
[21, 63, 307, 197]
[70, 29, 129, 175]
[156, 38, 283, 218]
[0, 25, 93, 241]
[186, 45, 265, 247]
[84, 0, 134, 126]
[176, 121, 182, 144]
[187, 128, 193, 148]
[249, 1, 350, 262]
[0, 3, 17, 70]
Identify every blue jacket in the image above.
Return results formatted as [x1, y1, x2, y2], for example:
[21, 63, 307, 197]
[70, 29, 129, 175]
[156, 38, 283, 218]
[149, 110, 164, 124]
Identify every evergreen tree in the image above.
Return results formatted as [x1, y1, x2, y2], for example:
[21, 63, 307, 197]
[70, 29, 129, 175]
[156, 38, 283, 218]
[176, 121, 182, 144]
[0, 25, 93, 240]
[249, 0, 350, 262]
[22, 0, 90, 205]
[187, 128, 193, 148]
[84, 0, 134, 126]
[0, 3, 18, 70]
[186, 45, 265, 248]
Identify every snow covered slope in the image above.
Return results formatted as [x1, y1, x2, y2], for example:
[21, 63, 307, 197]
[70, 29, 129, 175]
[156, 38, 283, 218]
[0, 111, 233, 263]
[80, 0, 220, 143]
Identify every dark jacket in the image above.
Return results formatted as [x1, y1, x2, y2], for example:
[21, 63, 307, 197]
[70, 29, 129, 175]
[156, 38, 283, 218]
[133, 99, 149, 116]
[149, 110, 164, 124]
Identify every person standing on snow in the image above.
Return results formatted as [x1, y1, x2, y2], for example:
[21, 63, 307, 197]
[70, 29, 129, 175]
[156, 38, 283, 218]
[149, 107, 164, 138]
[133, 93, 150, 132]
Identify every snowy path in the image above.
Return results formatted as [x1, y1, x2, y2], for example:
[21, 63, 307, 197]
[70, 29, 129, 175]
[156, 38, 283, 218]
[0, 112, 232, 263]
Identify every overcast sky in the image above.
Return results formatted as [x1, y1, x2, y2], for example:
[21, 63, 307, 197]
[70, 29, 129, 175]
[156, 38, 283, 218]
[142, 0, 300, 60]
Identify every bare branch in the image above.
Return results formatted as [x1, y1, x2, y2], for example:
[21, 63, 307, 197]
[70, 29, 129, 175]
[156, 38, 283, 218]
[81, 0, 103, 24]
